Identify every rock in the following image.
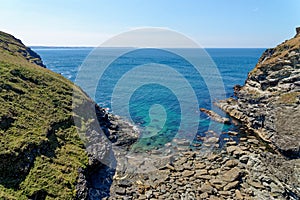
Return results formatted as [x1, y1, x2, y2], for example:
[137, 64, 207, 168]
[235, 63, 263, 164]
[222, 167, 242, 182]
[165, 163, 175, 171]
[219, 190, 232, 196]
[118, 179, 132, 188]
[248, 139, 259, 145]
[223, 160, 238, 168]
[228, 131, 239, 136]
[247, 180, 264, 189]
[200, 192, 209, 199]
[153, 155, 175, 170]
[208, 169, 219, 176]
[226, 146, 239, 154]
[199, 182, 214, 194]
[210, 179, 227, 190]
[182, 170, 195, 177]
[235, 189, 243, 199]
[195, 163, 206, 169]
[207, 154, 219, 161]
[239, 155, 249, 163]
[224, 181, 239, 191]
[200, 108, 231, 124]
[174, 138, 190, 146]
[145, 190, 153, 198]
[226, 141, 237, 146]
[115, 188, 126, 195]
[208, 195, 222, 200]
[205, 137, 219, 144]
[198, 175, 213, 180]
[270, 182, 283, 194]
[196, 169, 208, 176]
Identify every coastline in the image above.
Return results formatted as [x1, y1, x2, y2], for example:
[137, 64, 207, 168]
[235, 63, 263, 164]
[95, 28, 300, 199]
[1, 29, 299, 199]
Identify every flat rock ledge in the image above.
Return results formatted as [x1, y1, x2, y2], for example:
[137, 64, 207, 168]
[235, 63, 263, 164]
[200, 108, 231, 125]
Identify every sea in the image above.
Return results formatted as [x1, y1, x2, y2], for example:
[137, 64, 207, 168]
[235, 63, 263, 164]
[32, 47, 265, 151]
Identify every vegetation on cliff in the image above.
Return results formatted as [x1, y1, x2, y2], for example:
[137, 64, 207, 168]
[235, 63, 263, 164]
[0, 31, 93, 199]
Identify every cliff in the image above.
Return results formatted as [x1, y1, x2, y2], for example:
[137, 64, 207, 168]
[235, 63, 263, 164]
[0, 31, 45, 68]
[0, 31, 137, 199]
[216, 28, 300, 158]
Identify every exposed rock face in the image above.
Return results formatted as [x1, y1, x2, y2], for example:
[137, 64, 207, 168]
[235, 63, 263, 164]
[216, 28, 300, 158]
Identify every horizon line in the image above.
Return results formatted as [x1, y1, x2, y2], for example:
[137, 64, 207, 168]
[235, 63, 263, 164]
[30, 45, 269, 49]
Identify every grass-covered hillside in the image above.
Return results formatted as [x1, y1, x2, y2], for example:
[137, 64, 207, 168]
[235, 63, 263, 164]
[0, 31, 95, 199]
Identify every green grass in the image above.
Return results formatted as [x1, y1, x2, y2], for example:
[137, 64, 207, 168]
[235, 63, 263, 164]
[0, 31, 92, 199]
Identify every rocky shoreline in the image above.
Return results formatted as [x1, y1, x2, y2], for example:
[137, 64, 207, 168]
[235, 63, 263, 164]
[77, 106, 299, 199]
[216, 28, 300, 158]
[2, 29, 298, 199]
[103, 130, 299, 200]
[81, 28, 300, 200]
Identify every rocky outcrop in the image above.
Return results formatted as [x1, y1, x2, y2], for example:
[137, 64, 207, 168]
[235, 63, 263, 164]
[200, 108, 231, 124]
[74, 104, 139, 200]
[216, 27, 300, 158]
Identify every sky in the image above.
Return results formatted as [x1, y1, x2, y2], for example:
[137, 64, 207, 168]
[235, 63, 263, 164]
[1, 0, 299, 48]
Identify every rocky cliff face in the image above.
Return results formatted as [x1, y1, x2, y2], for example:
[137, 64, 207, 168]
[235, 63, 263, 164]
[216, 28, 300, 158]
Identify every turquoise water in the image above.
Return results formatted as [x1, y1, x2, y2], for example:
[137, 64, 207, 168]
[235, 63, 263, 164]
[33, 47, 265, 150]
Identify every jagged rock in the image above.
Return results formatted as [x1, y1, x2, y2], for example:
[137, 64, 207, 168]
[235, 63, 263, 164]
[216, 28, 300, 158]
[200, 108, 231, 124]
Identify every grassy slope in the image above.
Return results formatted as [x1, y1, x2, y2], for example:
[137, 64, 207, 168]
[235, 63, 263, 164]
[0, 31, 91, 199]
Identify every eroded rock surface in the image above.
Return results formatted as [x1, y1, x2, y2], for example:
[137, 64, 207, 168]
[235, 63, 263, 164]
[216, 28, 300, 158]
[105, 134, 300, 199]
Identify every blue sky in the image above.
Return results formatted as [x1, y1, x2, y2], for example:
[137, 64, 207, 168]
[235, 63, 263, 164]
[1, 0, 299, 47]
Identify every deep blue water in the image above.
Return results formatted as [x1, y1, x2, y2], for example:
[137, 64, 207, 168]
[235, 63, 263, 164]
[33, 47, 265, 150]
